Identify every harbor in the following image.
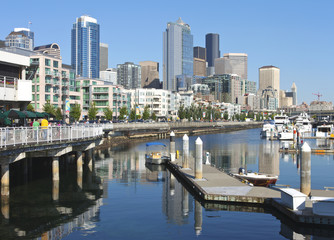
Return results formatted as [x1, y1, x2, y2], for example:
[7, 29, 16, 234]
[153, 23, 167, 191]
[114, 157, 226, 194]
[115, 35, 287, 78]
[1, 126, 334, 239]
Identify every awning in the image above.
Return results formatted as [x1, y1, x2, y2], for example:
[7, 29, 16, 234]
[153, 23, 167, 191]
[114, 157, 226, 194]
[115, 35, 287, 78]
[4, 110, 26, 119]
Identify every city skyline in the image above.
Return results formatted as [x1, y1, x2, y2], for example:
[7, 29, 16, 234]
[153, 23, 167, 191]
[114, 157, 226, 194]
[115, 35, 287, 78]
[0, 0, 333, 104]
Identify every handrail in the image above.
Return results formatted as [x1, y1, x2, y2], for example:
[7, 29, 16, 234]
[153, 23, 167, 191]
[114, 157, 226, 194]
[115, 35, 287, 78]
[0, 125, 103, 148]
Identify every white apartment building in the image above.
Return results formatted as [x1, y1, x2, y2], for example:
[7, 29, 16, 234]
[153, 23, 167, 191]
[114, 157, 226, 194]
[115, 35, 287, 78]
[0, 48, 32, 110]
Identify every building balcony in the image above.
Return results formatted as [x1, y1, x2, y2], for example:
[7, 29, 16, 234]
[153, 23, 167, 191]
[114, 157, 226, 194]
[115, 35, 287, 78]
[53, 73, 60, 78]
[62, 74, 69, 79]
[62, 90, 69, 95]
[53, 89, 60, 95]
[45, 79, 53, 85]
[93, 96, 109, 100]
[45, 72, 52, 76]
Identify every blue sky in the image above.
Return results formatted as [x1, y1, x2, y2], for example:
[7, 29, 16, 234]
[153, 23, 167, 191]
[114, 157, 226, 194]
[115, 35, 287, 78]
[1, 0, 333, 104]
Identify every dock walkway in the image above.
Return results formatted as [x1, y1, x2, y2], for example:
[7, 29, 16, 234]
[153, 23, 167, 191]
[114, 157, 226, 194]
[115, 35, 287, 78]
[166, 159, 334, 226]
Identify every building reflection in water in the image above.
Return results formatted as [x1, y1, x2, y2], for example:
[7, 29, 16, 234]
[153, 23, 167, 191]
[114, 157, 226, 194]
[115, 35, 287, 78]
[209, 140, 280, 176]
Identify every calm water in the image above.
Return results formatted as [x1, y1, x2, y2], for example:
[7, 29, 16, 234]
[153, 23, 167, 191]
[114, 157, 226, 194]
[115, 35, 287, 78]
[2, 128, 334, 239]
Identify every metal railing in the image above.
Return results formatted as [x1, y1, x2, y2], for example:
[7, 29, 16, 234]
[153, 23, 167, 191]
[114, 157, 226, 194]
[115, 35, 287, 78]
[0, 125, 103, 148]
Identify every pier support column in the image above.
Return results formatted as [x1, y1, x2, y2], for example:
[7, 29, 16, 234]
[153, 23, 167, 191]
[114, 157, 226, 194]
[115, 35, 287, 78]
[85, 149, 93, 169]
[76, 151, 83, 173]
[182, 134, 189, 168]
[195, 137, 203, 179]
[52, 157, 59, 201]
[194, 200, 202, 236]
[52, 157, 59, 181]
[1, 164, 9, 197]
[76, 151, 83, 190]
[300, 142, 311, 195]
[170, 131, 176, 162]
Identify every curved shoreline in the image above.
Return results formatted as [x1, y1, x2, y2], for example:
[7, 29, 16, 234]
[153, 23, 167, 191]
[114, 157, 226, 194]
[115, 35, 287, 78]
[100, 122, 262, 148]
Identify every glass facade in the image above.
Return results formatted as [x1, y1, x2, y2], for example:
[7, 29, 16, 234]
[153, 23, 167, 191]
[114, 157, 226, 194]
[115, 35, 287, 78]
[163, 18, 193, 91]
[205, 33, 220, 68]
[71, 16, 100, 78]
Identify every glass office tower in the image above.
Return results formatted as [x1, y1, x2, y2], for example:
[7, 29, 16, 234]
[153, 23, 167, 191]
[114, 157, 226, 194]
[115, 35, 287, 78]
[71, 15, 100, 78]
[163, 18, 193, 91]
[5, 28, 34, 50]
[205, 33, 220, 76]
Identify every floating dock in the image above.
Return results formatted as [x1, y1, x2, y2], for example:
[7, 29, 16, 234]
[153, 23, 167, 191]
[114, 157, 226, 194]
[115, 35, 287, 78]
[166, 159, 334, 226]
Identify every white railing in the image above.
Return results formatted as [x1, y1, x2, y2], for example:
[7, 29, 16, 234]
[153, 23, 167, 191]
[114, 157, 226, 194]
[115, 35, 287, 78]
[0, 125, 103, 148]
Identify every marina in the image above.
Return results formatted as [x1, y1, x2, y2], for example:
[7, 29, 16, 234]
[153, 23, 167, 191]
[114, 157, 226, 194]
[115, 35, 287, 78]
[1, 127, 334, 239]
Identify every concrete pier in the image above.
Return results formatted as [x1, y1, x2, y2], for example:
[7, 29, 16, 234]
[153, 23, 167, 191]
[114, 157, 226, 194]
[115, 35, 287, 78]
[52, 157, 59, 181]
[195, 137, 203, 179]
[182, 134, 189, 168]
[76, 151, 83, 173]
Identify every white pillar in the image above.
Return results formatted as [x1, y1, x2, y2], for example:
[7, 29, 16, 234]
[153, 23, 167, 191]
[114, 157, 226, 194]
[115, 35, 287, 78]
[170, 131, 176, 162]
[300, 142, 311, 195]
[182, 134, 189, 168]
[195, 137, 203, 179]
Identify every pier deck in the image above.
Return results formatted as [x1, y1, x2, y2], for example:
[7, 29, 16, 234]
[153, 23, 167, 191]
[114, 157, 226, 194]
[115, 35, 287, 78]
[167, 159, 281, 203]
[166, 159, 334, 226]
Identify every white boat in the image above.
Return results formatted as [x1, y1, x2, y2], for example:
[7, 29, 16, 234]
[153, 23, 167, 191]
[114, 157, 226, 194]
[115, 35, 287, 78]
[295, 112, 312, 133]
[274, 113, 290, 132]
[278, 126, 293, 140]
[260, 120, 276, 138]
[233, 168, 278, 187]
[145, 142, 170, 165]
[316, 124, 333, 138]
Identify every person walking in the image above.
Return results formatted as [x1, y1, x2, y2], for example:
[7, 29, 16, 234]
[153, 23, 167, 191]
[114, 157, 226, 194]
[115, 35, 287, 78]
[41, 117, 49, 140]
[33, 119, 40, 140]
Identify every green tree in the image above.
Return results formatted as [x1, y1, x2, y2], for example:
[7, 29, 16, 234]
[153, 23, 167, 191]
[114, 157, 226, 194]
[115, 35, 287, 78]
[151, 112, 157, 121]
[223, 112, 229, 121]
[43, 100, 56, 115]
[235, 113, 240, 121]
[88, 102, 98, 120]
[55, 107, 62, 120]
[103, 107, 113, 121]
[130, 108, 136, 120]
[27, 103, 35, 112]
[248, 111, 254, 119]
[70, 102, 81, 121]
[240, 113, 246, 121]
[118, 106, 128, 120]
[142, 105, 150, 120]
[178, 104, 186, 120]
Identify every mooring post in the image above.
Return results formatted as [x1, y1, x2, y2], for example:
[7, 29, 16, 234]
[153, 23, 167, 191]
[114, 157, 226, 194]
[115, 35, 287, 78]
[194, 200, 202, 236]
[195, 137, 203, 179]
[300, 142, 311, 195]
[182, 134, 189, 168]
[170, 131, 176, 162]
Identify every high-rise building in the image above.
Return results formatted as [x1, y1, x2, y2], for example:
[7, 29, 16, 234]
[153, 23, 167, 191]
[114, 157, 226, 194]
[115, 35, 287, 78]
[100, 68, 117, 85]
[205, 33, 220, 76]
[5, 28, 34, 50]
[215, 53, 248, 80]
[71, 15, 100, 78]
[100, 43, 108, 71]
[193, 47, 206, 77]
[163, 18, 193, 91]
[117, 62, 141, 89]
[259, 65, 280, 108]
[139, 61, 160, 88]
[291, 82, 297, 105]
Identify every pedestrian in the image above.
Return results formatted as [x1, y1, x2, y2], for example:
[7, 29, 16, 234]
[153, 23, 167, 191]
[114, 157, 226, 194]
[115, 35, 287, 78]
[41, 117, 49, 140]
[33, 119, 40, 140]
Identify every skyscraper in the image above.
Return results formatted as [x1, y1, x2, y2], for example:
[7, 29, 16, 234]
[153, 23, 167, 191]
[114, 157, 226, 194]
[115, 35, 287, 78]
[215, 53, 248, 80]
[71, 15, 100, 78]
[205, 33, 220, 76]
[100, 43, 108, 71]
[259, 65, 280, 107]
[5, 28, 34, 50]
[117, 62, 141, 89]
[163, 18, 193, 91]
[139, 61, 160, 88]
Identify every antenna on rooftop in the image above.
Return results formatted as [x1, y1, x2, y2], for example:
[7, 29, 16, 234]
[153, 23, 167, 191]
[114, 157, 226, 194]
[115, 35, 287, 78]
[28, 21, 32, 30]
